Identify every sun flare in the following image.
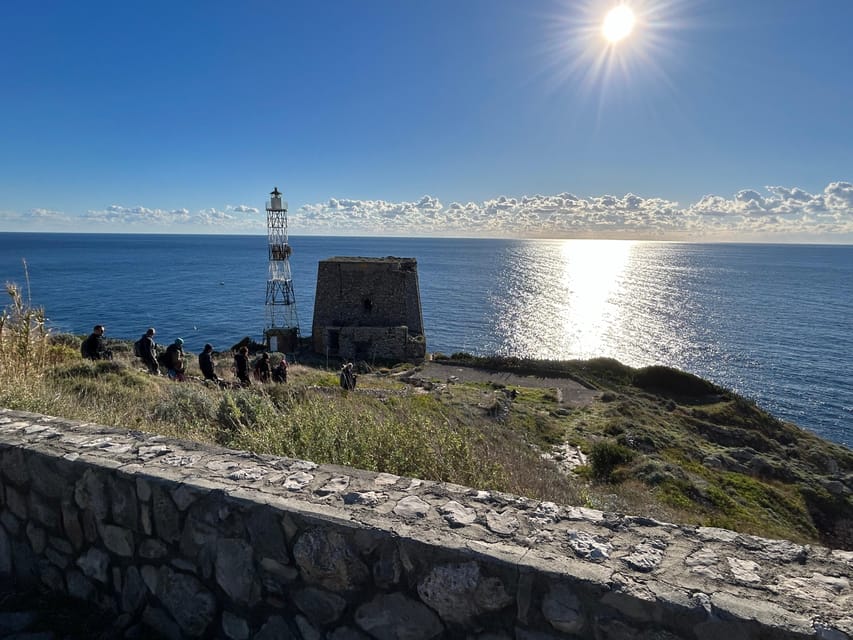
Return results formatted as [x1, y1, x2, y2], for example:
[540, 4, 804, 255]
[602, 5, 636, 43]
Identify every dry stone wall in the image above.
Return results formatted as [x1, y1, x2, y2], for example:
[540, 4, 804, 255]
[0, 408, 850, 640]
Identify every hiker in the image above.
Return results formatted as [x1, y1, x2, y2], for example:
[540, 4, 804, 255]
[254, 352, 272, 383]
[164, 338, 186, 381]
[272, 356, 288, 383]
[81, 324, 112, 360]
[138, 328, 159, 375]
[234, 346, 251, 386]
[339, 362, 357, 391]
[198, 343, 220, 383]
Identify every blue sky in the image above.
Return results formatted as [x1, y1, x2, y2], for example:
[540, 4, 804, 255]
[1, 0, 851, 241]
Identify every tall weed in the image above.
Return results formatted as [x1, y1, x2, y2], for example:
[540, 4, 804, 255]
[0, 281, 50, 396]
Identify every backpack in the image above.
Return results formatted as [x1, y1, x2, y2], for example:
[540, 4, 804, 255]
[133, 338, 143, 358]
[80, 340, 90, 359]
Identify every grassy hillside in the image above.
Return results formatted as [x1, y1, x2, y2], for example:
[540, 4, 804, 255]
[2, 285, 851, 549]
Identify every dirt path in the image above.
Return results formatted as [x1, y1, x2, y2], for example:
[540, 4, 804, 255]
[409, 362, 600, 407]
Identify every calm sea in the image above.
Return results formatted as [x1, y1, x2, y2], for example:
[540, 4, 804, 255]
[0, 233, 850, 448]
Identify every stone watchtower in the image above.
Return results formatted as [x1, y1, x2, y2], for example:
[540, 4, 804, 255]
[311, 257, 426, 362]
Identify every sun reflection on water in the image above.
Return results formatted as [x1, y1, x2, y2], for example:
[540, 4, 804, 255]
[492, 239, 636, 360]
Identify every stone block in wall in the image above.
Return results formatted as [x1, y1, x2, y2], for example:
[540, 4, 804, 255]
[295, 615, 322, 640]
[138, 538, 167, 560]
[156, 566, 217, 638]
[152, 485, 181, 544]
[221, 611, 250, 640]
[292, 586, 347, 626]
[29, 456, 67, 500]
[60, 499, 83, 550]
[66, 568, 95, 601]
[0, 510, 20, 537]
[255, 616, 298, 640]
[142, 604, 182, 640]
[6, 486, 27, 520]
[28, 492, 59, 529]
[1, 447, 29, 487]
[41, 562, 65, 593]
[417, 561, 513, 627]
[77, 547, 109, 584]
[354, 592, 444, 640]
[109, 475, 139, 530]
[101, 523, 134, 557]
[259, 557, 299, 595]
[81, 507, 98, 544]
[122, 566, 147, 614]
[215, 538, 258, 606]
[0, 524, 11, 575]
[541, 582, 585, 634]
[247, 506, 290, 565]
[74, 468, 109, 520]
[372, 541, 403, 589]
[327, 627, 371, 640]
[25, 522, 46, 554]
[293, 528, 369, 592]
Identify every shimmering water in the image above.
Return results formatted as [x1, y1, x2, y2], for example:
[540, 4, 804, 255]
[0, 233, 850, 447]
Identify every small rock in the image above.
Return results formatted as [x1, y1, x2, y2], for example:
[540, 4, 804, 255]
[439, 501, 476, 527]
[567, 531, 611, 561]
[393, 495, 431, 519]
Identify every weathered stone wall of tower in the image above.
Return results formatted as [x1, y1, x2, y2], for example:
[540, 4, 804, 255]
[312, 257, 426, 362]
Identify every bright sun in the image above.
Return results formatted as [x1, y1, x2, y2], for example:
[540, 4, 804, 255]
[602, 5, 636, 43]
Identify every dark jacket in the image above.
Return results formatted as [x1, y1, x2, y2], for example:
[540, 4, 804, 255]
[141, 335, 156, 361]
[199, 351, 217, 380]
[272, 360, 287, 383]
[81, 333, 106, 360]
[165, 344, 185, 373]
[234, 353, 250, 383]
[254, 358, 271, 383]
[340, 367, 356, 390]
[140, 334, 158, 373]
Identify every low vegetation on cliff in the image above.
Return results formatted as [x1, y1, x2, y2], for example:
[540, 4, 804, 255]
[1, 285, 851, 549]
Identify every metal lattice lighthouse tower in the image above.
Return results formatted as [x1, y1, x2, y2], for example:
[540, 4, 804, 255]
[263, 187, 300, 353]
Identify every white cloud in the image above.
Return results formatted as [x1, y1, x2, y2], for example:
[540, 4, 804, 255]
[292, 182, 853, 241]
[76, 205, 265, 233]
[5, 181, 851, 240]
[227, 204, 260, 213]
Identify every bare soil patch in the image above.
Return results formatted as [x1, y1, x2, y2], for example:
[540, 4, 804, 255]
[410, 362, 600, 407]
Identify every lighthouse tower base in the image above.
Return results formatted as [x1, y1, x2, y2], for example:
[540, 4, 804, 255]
[265, 327, 299, 354]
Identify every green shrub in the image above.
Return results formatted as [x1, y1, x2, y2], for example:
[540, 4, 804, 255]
[153, 385, 218, 427]
[633, 365, 721, 400]
[589, 439, 636, 482]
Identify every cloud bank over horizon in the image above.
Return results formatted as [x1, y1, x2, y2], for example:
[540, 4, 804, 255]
[4, 181, 852, 242]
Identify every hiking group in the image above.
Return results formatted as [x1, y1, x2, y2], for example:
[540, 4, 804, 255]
[81, 325, 367, 391]
[118, 327, 288, 387]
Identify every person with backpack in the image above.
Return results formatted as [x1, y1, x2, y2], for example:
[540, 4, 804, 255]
[272, 356, 288, 383]
[254, 352, 272, 383]
[81, 325, 112, 360]
[164, 338, 186, 381]
[198, 343, 220, 383]
[340, 362, 356, 391]
[136, 328, 159, 375]
[234, 346, 251, 387]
